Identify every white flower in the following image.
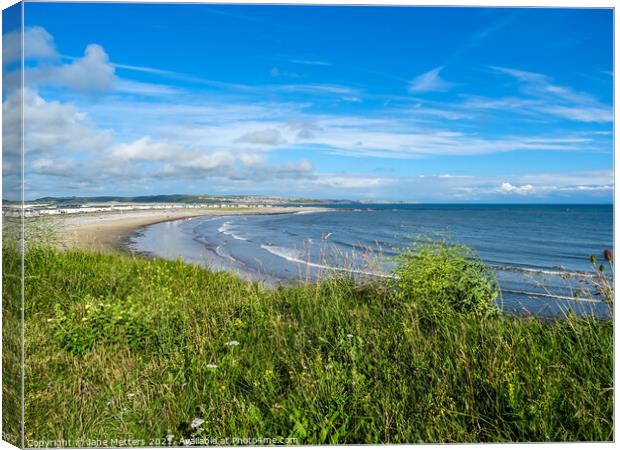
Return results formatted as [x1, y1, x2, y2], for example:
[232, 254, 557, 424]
[46, 318, 54, 323]
[206, 364, 217, 369]
[225, 340, 240, 347]
[346, 334, 354, 339]
[190, 418, 204, 429]
[126, 392, 136, 398]
[164, 434, 174, 444]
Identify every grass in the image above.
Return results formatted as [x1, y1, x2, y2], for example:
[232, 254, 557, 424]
[1, 239, 614, 444]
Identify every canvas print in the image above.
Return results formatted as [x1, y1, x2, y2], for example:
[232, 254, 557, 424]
[1, 1, 614, 446]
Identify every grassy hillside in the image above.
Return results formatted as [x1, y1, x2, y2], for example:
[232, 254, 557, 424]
[2, 243, 613, 444]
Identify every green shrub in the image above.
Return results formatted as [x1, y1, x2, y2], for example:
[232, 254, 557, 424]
[395, 239, 500, 317]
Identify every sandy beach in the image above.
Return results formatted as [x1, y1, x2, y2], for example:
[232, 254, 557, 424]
[59, 206, 327, 252]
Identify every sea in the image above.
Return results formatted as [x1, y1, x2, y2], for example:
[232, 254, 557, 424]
[127, 204, 613, 318]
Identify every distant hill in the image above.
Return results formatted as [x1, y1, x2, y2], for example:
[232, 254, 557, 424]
[19, 194, 335, 205]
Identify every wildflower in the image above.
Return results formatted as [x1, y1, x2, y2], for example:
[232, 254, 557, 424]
[164, 434, 174, 445]
[206, 364, 217, 369]
[126, 393, 136, 398]
[190, 418, 204, 429]
[346, 334, 354, 339]
[225, 340, 240, 347]
[46, 318, 54, 323]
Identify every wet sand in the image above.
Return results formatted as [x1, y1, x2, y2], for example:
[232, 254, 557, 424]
[59, 206, 326, 252]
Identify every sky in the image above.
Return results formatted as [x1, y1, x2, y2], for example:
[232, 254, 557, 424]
[2, 3, 614, 202]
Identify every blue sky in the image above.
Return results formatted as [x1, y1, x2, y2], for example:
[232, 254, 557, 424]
[4, 3, 613, 202]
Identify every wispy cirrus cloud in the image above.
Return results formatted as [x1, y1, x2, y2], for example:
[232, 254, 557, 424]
[409, 66, 455, 93]
[289, 59, 331, 66]
[489, 66, 612, 122]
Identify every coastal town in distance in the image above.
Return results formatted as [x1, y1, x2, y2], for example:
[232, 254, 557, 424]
[3, 194, 338, 217]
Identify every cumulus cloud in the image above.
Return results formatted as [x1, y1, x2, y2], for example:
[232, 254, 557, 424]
[498, 182, 535, 195]
[12, 26, 177, 96]
[150, 150, 313, 182]
[236, 128, 285, 146]
[288, 121, 322, 139]
[24, 27, 58, 61]
[30, 157, 80, 176]
[108, 136, 180, 162]
[3, 26, 58, 65]
[409, 67, 455, 93]
[29, 44, 115, 92]
[3, 88, 112, 157]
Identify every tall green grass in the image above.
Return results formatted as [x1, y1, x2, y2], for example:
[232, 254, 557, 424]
[2, 240, 613, 444]
[2, 217, 23, 447]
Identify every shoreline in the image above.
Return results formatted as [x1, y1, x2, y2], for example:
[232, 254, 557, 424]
[58, 206, 329, 252]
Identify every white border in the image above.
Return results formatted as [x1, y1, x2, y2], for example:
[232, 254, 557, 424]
[0, 1, 616, 450]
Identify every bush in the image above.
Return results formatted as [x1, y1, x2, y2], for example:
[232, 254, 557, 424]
[395, 239, 500, 317]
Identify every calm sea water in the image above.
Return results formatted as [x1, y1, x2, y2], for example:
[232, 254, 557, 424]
[128, 204, 613, 318]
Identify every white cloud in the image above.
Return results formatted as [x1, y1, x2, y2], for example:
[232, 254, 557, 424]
[236, 128, 285, 146]
[409, 67, 454, 93]
[490, 66, 612, 123]
[114, 78, 182, 96]
[3, 26, 58, 65]
[30, 157, 79, 176]
[51, 44, 115, 92]
[108, 136, 180, 162]
[24, 27, 58, 61]
[16, 26, 179, 96]
[312, 176, 392, 189]
[3, 88, 112, 157]
[2, 28, 21, 65]
[499, 182, 535, 195]
[28, 44, 115, 92]
[289, 59, 331, 66]
[277, 83, 360, 96]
